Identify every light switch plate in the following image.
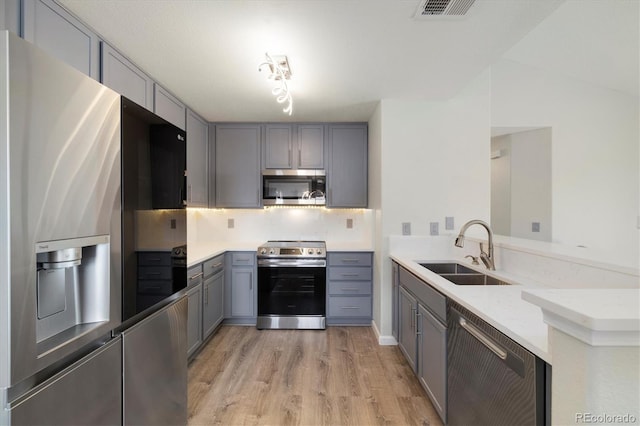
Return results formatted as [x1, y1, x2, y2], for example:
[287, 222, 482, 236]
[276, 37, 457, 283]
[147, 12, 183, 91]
[532, 222, 540, 232]
[170, 219, 176, 229]
[346, 218, 353, 229]
[445, 216, 454, 230]
[402, 222, 411, 235]
[228, 218, 235, 229]
[430, 222, 439, 236]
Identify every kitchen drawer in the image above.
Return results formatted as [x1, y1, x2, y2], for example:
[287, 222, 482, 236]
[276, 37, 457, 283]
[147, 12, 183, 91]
[231, 252, 255, 266]
[328, 296, 372, 317]
[399, 267, 446, 323]
[138, 266, 172, 280]
[137, 280, 173, 295]
[203, 255, 224, 278]
[328, 252, 372, 267]
[138, 252, 172, 266]
[328, 266, 372, 281]
[328, 281, 371, 295]
[188, 264, 203, 280]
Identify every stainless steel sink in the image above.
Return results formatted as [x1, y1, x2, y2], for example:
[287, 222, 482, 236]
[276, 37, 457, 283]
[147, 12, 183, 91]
[418, 262, 510, 286]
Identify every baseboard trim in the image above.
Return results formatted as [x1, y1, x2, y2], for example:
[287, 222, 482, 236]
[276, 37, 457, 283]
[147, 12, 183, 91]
[371, 320, 398, 346]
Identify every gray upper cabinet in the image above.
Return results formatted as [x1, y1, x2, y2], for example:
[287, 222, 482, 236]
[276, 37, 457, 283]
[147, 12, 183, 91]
[101, 42, 153, 110]
[297, 124, 325, 169]
[215, 125, 262, 208]
[263, 124, 325, 170]
[1, 0, 20, 34]
[154, 84, 186, 130]
[327, 124, 368, 207]
[264, 124, 293, 169]
[22, 0, 99, 79]
[186, 109, 209, 207]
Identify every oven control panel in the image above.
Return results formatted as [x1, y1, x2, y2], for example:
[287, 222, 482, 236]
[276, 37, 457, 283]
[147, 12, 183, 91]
[257, 242, 325, 258]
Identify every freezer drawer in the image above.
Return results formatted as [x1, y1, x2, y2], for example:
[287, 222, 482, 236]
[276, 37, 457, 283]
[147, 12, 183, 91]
[7, 337, 122, 426]
[123, 295, 187, 426]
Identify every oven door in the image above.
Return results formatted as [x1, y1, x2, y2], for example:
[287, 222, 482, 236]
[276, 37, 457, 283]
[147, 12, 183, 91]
[257, 259, 326, 329]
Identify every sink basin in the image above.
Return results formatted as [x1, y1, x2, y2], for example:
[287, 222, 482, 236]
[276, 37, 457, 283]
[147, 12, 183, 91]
[419, 262, 477, 274]
[418, 262, 510, 286]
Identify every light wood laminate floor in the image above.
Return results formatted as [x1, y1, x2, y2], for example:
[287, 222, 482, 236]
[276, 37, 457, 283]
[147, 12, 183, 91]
[188, 326, 443, 426]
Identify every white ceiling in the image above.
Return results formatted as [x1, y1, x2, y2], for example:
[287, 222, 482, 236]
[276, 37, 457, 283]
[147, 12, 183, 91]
[58, 0, 637, 123]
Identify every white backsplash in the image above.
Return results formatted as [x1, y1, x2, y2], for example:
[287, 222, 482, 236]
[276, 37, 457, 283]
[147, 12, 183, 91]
[187, 207, 374, 246]
[136, 209, 187, 250]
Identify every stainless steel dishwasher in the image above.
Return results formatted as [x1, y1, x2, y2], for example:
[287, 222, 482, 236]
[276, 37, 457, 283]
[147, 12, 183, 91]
[447, 300, 548, 426]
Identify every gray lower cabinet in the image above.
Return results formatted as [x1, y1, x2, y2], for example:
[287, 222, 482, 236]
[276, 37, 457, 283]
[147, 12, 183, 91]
[101, 41, 154, 110]
[202, 255, 224, 339]
[418, 303, 447, 422]
[398, 285, 418, 372]
[186, 109, 209, 207]
[224, 252, 256, 324]
[326, 252, 372, 325]
[6, 337, 122, 425]
[327, 124, 368, 207]
[22, 0, 100, 79]
[154, 83, 186, 130]
[186, 265, 203, 359]
[397, 265, 447, 424]
[215, 125, 262, 208]
[392, 261, 399, 341]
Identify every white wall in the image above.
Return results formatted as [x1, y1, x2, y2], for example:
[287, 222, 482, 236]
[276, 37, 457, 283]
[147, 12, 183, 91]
[372, 70, 492, 338]
[368, 102, 384, 333]
[492, 59, 639, 267]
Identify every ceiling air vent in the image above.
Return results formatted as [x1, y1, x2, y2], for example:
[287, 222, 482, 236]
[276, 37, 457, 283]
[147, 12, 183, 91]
[415, 0, 476, 17]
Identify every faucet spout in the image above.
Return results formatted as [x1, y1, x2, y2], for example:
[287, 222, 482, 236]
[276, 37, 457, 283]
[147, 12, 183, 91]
[455, 220, 495, 270]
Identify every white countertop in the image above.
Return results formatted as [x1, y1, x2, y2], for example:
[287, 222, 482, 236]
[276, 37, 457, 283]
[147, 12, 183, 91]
[391, 254, 551, 364]
[522, 289, 640, 346]
[187, 240, 373, 267]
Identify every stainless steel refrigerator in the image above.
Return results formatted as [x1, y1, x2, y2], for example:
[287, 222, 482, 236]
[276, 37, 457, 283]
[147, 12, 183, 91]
[0, 30, 123, 424]
[0, 30, 188, 425]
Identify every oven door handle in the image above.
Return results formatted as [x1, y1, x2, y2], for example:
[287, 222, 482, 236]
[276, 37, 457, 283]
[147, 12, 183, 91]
[257, 259, 326, 268]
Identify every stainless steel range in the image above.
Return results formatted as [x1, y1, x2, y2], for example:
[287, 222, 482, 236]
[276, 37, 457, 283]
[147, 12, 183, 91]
[257, 241, 326, 330]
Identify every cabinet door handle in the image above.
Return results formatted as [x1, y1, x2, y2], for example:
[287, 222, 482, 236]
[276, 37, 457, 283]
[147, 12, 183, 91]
[341, 288, 360, 292]
[411, 306, 417, 329]
[340, 306, 360, 310]
[189, 272, 204, 281]
[341, 259, 359, 263]
[341, 273, 360, 278]
[416, 312, 421, 336]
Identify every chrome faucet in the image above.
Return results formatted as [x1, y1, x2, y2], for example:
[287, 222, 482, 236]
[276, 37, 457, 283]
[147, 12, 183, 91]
[455, 220, 495, 270]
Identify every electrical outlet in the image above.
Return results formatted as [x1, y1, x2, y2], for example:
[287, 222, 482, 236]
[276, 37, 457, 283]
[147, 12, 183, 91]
[228, 218, 235, 229]
[445, 216, 454, 230]
[402, 222, 411, 236]
[170, 219, 176, 229]
[532, 222, 540, 232]
[346, 218, 353, 229]
[430, 222, 439, 236]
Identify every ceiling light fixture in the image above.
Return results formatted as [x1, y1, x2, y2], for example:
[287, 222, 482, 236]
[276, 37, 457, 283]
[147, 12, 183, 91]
[258, 53, 293, 116]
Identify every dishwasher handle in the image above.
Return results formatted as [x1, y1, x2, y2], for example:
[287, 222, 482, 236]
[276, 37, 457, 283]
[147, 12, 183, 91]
[455, 310, 526, 378]
[459, 317, 507, 360]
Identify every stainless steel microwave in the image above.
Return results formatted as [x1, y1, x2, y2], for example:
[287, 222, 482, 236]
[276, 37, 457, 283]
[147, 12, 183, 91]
[262, 170, 326, 205]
